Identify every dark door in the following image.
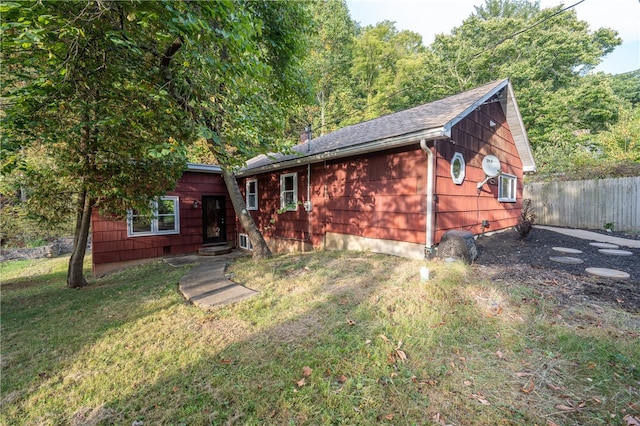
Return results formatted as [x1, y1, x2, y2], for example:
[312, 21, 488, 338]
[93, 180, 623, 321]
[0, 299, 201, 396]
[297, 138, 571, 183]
[202, 196, 226, 244]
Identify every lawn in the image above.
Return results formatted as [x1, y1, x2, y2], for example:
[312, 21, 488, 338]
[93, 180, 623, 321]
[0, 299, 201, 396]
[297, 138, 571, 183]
[1, 251, 638, 425]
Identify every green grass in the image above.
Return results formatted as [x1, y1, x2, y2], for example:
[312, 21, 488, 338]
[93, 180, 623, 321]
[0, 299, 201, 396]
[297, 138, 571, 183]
[1, 251, 639, 425]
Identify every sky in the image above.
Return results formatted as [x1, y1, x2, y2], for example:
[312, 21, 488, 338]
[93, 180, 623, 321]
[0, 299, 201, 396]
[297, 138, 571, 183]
[346, 0, 640, 75]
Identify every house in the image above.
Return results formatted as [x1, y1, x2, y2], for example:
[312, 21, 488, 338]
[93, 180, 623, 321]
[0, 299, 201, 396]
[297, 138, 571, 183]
[235, 78, 535, 259]
[90, 78, 535, 274]
[91, 164, 235, 276]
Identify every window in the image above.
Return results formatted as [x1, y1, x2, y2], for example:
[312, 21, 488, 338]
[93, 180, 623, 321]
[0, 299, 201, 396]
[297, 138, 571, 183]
[498, 174, 517, 202]
[127, 196, 180, 237]
[246, 179, 258, 210]
[239, 233, 253, 251]
[280, 172, 298, 211]
[450, 152, 466, 185]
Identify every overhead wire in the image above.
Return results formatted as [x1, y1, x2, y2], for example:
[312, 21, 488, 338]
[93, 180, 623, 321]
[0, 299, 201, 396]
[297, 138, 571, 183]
[312, 0, 588, 135]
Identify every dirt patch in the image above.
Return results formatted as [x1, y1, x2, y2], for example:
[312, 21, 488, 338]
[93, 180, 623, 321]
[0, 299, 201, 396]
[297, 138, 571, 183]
[473, 228, 640, 313]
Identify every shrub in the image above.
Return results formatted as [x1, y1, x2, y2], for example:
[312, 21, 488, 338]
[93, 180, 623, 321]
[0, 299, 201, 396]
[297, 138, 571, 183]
[515, 199, 536, 240]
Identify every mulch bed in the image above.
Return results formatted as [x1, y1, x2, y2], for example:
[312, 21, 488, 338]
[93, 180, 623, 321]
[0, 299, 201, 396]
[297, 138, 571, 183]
[472, 227, 640, 313]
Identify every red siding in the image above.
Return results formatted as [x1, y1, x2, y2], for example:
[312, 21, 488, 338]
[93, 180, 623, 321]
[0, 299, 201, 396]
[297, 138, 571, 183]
[239, 97, 526, 256]
[435, 98, 524, 241]
[91, 171, 234, 275]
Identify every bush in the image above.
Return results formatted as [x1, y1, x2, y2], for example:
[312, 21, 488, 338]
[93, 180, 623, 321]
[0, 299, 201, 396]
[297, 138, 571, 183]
[515, 199, 536, 240]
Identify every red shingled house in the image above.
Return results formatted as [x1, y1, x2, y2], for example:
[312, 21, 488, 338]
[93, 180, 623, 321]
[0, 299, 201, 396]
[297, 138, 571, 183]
[91, 79, 535, 274]
[235, 79, 535, 259]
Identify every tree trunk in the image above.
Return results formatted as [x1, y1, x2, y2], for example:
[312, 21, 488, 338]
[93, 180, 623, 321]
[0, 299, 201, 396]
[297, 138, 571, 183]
[221, 167, 272, 260]
[67, 191, 93, 288]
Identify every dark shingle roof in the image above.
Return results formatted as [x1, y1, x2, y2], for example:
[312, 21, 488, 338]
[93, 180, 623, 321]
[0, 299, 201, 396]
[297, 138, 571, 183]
[243, 79, 518, 172]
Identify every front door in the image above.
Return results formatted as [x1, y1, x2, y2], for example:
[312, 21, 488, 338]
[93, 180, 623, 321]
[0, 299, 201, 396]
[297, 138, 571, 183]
[202, 196, 226, 244]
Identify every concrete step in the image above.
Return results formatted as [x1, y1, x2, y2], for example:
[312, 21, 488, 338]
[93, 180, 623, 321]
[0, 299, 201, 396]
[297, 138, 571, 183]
[198, 245, 233, 256]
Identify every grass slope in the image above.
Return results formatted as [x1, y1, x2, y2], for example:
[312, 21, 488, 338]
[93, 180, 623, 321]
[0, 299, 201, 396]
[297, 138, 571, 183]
[1, 252, 638, 425]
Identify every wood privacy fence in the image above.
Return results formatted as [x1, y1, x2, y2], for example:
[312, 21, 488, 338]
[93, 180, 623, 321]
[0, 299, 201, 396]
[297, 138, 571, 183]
[523, 176, 640, 232]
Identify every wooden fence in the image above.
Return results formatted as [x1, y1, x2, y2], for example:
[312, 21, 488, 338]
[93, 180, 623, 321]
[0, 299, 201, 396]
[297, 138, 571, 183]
[523, 176, 640, 232]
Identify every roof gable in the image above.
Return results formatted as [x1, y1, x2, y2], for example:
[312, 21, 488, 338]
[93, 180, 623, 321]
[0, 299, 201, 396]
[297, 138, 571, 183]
[241, 79, 535, 174]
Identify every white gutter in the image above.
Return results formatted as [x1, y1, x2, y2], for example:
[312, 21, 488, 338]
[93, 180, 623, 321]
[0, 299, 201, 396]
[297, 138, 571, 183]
[186, 163, 222, 173]
[420, 138, 436, 256]
[236, 127, 447, 176]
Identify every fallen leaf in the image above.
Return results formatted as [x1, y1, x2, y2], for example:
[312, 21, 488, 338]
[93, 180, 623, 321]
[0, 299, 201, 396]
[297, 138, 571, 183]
[515, 372, 532, 377]
[365, 339, 372, 345]
[296, 377, 306, 387]
[547, 421, 560, 426]
[617, 298, 624, 304]
[302, 366, 313, 377]
[546, 383, 563, 391]
[347, 318, 356, 326]
[383, 413, 394, 420]
[624, 415, 640, 426]
[337, 375, 347, 383]
[463, 380, 473, 386]
[220, 359, 232, 364]
[555, 404, 574, 411]
[379, 334, 389, 343]
[478, 398, 491, 405]
[496, 350, 503, 359]
[521, 378, 535, 394]
[395, 349, 407, 362]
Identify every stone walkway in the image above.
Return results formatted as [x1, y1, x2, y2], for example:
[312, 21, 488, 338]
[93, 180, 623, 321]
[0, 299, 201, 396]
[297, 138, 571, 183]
[538, 225, 636, 279]
[164, 251, 257, 309]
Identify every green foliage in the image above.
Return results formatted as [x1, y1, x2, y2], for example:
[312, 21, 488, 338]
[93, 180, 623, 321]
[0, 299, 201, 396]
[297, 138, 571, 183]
[515, 199, 536, 240]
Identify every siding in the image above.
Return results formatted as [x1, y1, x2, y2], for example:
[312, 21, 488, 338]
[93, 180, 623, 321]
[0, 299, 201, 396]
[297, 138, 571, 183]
[434, 99, 524, 241]
[524, 177, 640, 232]
[92, 171, 233, 275]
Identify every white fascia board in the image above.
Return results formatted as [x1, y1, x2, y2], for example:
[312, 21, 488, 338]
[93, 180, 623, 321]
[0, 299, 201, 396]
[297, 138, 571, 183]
[236, 127, 446, 176]
[186, 163, 222, 173]
[503, 82, 536, 173]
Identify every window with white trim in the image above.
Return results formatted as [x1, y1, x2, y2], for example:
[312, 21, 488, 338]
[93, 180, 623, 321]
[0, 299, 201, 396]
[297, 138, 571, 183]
[239, 233, 253, 250]
[280, 172, 298, 211]
[450, 152, 466, 185]
[127, 196, 180, 237]
[246, 179, 258, 210]
[498, 174, 517, 202]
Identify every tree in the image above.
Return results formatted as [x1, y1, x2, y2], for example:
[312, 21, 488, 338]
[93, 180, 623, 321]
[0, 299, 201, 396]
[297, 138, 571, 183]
[155, 0, 312, 260]
[2, 1, 195, 287]
[427, 0, 621, 171]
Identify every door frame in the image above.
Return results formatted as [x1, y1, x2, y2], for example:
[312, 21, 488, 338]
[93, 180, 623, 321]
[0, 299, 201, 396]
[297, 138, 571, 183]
[202, 195, 227, 244]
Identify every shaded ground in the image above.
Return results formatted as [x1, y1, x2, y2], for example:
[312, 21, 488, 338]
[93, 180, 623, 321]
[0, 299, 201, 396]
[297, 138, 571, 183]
[473, 227, 640, 313]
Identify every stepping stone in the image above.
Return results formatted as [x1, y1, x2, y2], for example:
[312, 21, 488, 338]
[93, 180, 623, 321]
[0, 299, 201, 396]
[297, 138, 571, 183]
[585, 268, 630, 279]
[598, 249, 633, 256]
[590, 242, 619, 249]
[552, 247, 583, 254]
[550, 256, 584, 264]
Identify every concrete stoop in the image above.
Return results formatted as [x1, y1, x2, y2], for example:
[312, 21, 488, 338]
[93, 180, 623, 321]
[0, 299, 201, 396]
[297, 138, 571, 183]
[198, 244, 233, 256]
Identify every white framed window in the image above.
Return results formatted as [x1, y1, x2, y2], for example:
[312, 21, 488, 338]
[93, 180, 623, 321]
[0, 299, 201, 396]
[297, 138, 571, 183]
[238, 233, 253, 250]
[450, 152, 466, 185]
[280, 172, 298, 211]
[246, 179, 258, 210]
[127, 196, 180, 237]
[498, 174, 517, 202]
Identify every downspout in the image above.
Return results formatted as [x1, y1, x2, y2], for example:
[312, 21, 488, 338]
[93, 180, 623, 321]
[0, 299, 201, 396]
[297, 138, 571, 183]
[420, 138, 436, 258]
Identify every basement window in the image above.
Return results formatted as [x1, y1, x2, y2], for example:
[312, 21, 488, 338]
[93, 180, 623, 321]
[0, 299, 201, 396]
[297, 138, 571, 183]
[450, 152, 466, 185]
[246, 179, 258, 210]
[127, 196, 180, 237]
[239, 233, 253, 251]
[498, 174, 517, 202]
[280, 172, 298, 211]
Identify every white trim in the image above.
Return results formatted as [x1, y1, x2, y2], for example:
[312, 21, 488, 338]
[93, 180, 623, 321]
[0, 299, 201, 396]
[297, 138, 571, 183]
[238, 233, 253, 251]
[127, 196, 180, 237]
[246, 179, 258, 210]
[186, 163, 222, 173]
[450, 152, 466, 185]
[280, 172, 298, 211]
[498, 174, 517, 202]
